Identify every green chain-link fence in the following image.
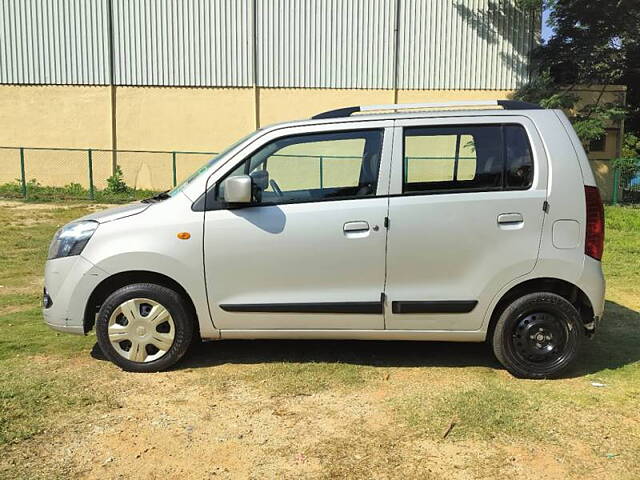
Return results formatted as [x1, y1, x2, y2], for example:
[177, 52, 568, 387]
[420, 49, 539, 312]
[612, 165, 640, 205]
[0, 146, 216, 202]
[2, 145, 638, 204]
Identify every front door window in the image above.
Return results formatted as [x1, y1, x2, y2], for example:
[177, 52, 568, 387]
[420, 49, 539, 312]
[215, 129, 384, 205]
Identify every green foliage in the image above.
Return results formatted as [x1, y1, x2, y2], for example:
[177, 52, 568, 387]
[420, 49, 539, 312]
[513, 72, 626, 147]
[0, 178, 156, 203]
[105, 164, 129, 193]
[514, 0, 544, 11]
[240, 362, 370, 397]
[612, 157, 640, 183]
[621, 133, 640, 159]
[612, 133, 640, 184]
[0, 358, 105, 445]
[521, 0, 640, 135]
[602, 205, 640, 304]
[540, 1, 639, 86]
[396, 382, 547, 440]
[63, 182, 85, 196]
[0, 178, 25, 198]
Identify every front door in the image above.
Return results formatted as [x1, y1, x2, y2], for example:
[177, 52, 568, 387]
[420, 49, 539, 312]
[204, 124, 392, 330]
[384, 117, 547, 331]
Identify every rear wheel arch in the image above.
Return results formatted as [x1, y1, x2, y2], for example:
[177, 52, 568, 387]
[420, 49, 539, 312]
[84, 270, 200, 338]
[486, 277, 595, 340]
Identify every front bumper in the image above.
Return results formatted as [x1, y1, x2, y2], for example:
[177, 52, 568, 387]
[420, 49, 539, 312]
[43, 255, 109, 335]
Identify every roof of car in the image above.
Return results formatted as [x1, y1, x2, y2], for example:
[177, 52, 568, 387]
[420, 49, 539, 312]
[262, 100, 547, 133]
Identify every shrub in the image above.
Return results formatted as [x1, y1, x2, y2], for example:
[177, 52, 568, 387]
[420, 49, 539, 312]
[63, 182, 86, 196]
[0, 177, 156, 204]
[105, 165, 129, 193]
[612, 134, 640, 184]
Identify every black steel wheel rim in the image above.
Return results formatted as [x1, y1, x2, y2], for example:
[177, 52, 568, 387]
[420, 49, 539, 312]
[509, 311, 571, 369]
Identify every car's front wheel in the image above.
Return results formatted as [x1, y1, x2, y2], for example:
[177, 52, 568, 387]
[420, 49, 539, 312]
[492, 292, 583, 379]
[96, 283, 194, 372]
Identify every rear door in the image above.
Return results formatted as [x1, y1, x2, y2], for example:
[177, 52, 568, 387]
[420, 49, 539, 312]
[384, 115, 548, 331]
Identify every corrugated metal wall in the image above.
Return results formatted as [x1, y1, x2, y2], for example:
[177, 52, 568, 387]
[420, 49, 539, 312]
[398, 0, 536, 89]
[0, 0, 538, 89]
[0, 0, 110, 84]
[114, 0, 252, 86]
[256, 0, 396, 89]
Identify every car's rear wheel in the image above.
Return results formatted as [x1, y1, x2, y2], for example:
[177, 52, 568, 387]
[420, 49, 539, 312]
[492, 292, 583, 379]
[96, 283, 194, 372]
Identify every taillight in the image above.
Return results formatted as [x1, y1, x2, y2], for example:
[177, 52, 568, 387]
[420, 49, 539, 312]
[584, 186, 604, 260]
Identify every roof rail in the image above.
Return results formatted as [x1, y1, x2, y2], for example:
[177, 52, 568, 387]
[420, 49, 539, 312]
[311, 99, 543, 119]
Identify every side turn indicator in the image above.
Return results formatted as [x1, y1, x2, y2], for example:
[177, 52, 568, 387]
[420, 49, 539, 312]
[177, 232, 191, 240]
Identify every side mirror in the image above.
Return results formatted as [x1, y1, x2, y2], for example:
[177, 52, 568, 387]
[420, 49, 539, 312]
[223, 175, 252, 204]
[250, 169, 269, 191]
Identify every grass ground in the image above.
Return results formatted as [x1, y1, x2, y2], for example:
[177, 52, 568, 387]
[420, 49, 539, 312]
[0, 201, 638, 479]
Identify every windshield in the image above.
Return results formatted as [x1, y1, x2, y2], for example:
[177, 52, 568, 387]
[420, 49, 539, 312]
[168, 131, 258, 197]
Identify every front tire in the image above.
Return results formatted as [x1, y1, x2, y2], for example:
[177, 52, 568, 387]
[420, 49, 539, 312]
[492, 292, 583, 379]
[96, 283, 194, 372]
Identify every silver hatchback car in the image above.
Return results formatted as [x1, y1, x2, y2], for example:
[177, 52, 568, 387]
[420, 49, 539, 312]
[43, 100, 605, 378]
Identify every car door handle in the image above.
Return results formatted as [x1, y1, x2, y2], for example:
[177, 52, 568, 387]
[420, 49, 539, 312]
[497, 213, 524, 225]
[343, 221, 370, 233]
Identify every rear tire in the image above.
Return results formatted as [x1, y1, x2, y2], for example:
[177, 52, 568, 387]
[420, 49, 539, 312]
[96, 283, 194, 372]
[492, 292, 583, 379]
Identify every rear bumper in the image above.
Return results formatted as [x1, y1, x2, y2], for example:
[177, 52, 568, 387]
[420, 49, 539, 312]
[579, 256, 606, 320]
[42, 255, 109, 335]
[577, 256, 605, 337]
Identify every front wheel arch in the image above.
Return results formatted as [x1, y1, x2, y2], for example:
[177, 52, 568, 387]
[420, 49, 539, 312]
[83, 270, 200, 339]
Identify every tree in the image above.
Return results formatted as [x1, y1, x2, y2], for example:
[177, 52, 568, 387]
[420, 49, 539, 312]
[514, 70, 626, 151]
[513, 0, 640, 143]
[612, 133, 640, 186]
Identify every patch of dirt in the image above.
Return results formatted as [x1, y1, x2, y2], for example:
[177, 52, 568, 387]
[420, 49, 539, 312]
[0, 304, 33, 316]
[1, 356, 633, 480]
[0, 200, 119, 211]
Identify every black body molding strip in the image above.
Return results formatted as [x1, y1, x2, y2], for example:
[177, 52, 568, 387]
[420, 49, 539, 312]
[391, 300, 478, 314]
[219, 302, 383, 314]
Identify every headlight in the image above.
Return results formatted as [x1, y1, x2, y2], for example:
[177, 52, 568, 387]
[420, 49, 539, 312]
[47, 221, 98, 260]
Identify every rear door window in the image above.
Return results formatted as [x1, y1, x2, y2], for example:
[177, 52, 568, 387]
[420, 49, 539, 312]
[403, 124, 533, 194]
[504, 125, 534, 189]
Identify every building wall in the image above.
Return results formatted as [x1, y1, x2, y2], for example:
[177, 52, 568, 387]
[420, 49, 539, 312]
[0, 85, 518, 189]
[0, 2, 623, 200]
[0, 84, 625, 198]
[1, 0, 537, 90]
[0, 85, 112, 148]
[0, 84, 517, 153]
[573, 86, 627, 203]
[0, 0, 545, 190]
[116, 87, 256, 152]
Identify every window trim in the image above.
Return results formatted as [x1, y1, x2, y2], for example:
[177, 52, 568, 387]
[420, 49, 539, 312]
[194, 127, 387, 211]
[401, 122, 534, 196]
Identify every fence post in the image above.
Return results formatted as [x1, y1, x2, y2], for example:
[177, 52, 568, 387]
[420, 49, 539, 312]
[319, 156, 323, 189]
[19, 147, 27, 198]
[172, 152, 177, 187]
[88, 149, 95, 200]
[612, 167, 620, 205]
